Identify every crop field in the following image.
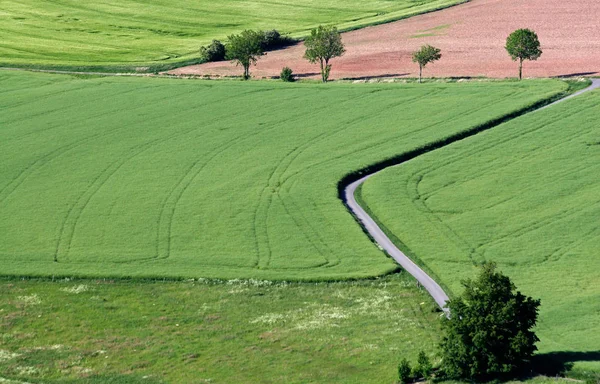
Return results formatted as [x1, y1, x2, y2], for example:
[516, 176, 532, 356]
[0, 71, 569, 281]
[359, 91, 600, 376]
[0, 0, 463, 69]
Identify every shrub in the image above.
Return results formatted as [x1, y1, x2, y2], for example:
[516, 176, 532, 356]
[280, 67, 294, 82]
[398, 358, 413, 384]
[261, 29, 296, 50]
[200, 40, 226, 62]
[413, 351, 433, 379]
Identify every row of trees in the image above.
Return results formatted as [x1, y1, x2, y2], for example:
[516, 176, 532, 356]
[214, 26, 543, 82]
[398, 263, 541, 383]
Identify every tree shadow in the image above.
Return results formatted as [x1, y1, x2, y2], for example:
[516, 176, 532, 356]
[553, 71, 598, 78]
[531, 351, 600, 377]
[340, 73, 411, 80]
[293, 72, 322, 79]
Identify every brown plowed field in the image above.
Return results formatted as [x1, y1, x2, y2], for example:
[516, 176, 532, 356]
[170, 0, 600, 80]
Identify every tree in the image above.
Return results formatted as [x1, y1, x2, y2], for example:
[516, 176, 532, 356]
[398, 358, 413, 384]
[439, 262, 541, 380]
[303, 25, 345, 82]
[413, 351, 433, 379]
[505, 29, 542, 80]
[226, 30, 265, 79]
[412, 44, 441, 83]
[200, 40, 226, 62]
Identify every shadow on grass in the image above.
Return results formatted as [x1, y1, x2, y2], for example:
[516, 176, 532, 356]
[532, 351, 600, 379]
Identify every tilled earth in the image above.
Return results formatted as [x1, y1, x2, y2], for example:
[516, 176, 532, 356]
[170, 0, 600, 79]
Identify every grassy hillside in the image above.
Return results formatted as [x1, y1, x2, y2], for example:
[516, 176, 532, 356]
[360, 90, 600, 377]
[0, 0, 464, 69]
[0, 71, 568, 280]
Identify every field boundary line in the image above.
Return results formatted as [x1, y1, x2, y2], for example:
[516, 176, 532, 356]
[341, 79, 600, 311]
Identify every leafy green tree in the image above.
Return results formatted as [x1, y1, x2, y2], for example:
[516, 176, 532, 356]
[226, 30, 265, 79]
[398, 358, 413, 384]
[413, 350, 433, 379]
[280, 66, 294, 82]
[439, 262, 541, 380]
[505, 29, 542, 80]
[303, 25, 345, 82]
[412, 44, 441, 83]
[200, 40, 226, 62]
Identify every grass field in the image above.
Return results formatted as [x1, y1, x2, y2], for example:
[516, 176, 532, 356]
[0, 276, 590, 384]
[0, 71, 570, 281]
[0, 0, 463, 69]
[359, 90, 600, 378]
[0, 275, 443, 383]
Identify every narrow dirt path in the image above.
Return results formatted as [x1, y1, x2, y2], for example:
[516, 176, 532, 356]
[343, 79, 600, 311]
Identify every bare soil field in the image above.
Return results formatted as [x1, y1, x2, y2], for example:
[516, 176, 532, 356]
[170, 0, 600, 79]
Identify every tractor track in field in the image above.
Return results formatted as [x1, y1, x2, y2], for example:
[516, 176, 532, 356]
[342, 79, 600, 311]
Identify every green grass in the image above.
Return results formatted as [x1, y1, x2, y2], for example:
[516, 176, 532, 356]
[0, 274, 443, 383]
[360, 89, 600, 376]
[0, 71, 569, 280]
[0, 0, 465, 70]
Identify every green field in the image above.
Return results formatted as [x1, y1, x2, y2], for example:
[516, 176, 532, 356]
[0, 0, 462, 69]
[0, 275, 441, 383]
[360, 90, 600, 377]
[0, 277, 583, 384]
[0, 71, 569, 281]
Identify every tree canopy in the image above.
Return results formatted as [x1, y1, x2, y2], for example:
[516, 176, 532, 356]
[303, 25, 345, 82]
[439, 262, 541, 380]
[412, 44, 441, 83]
[226, 30, 265, 79]
[505, 29, 542, 80]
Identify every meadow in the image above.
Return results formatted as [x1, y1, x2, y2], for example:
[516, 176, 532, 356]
[0, 276, 583, 383]
[0, 71, 570, 281]
[359, 90, 600, 378]
[0, 0, 463, 69]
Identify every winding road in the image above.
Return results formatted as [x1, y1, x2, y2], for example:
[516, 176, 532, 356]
[344, 79, 600, 312]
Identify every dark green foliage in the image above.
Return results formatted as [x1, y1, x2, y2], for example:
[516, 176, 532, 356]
[261, 29, 296, 50]
[200, 40, 226, 62]
[280, 66, 294, 82]
[412, 44, 441, 83]
[439, 262, 541, 380]
[505, 29, 542, 80]
[398, 358, 413, 384]
[226, 30, 265, 79]
[303, 25, 346, 82]
[413, 350, 433, 379]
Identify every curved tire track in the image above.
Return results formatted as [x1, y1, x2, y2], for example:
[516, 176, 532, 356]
[343, 79, 600, 312]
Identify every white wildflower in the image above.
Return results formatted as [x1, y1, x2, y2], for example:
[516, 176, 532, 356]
[17, 294, 41, 306]
[0, 350, 20, 362]
[60, 285, 89, 294]
[250, 313, 287, 325]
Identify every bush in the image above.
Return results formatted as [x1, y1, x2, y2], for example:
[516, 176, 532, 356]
[413, 351, 433, 379]
[200, 40, 226, 62]
[398, 358, 413, 384]
[261, 29, 296, 50]
[280, 67, 294, 82]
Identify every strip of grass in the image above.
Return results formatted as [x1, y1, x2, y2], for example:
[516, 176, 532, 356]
[360, 89, 600, 377]
[0, 71, 569, 280]
[0, 0, 465, 70]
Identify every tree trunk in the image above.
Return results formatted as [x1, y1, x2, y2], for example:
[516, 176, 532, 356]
[519, 58, 523, 80]
[320, 59, 326, 83]
[244, 64, 250, 80]
[419, 65, 422, 83]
